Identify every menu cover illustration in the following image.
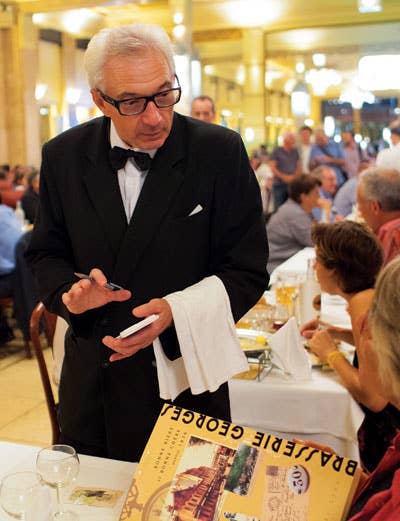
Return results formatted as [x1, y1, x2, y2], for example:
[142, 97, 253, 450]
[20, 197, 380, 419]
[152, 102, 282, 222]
[120, 404, 360, 521]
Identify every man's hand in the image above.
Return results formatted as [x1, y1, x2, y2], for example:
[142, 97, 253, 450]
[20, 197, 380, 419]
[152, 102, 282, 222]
[62, 268, 131, 314]
[102, 298, 173, 362]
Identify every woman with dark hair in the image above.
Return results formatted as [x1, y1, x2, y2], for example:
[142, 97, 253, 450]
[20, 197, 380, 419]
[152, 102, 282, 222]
[302, 221, 399, 471]
[299, 258, 400, 520]
[267, 174, 321, 272]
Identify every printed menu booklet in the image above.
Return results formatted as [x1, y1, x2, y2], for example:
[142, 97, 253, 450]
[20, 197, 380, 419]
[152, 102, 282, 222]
[120, 404, 361, 521]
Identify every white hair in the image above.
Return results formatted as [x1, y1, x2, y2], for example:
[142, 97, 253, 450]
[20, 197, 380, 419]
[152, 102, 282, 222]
[370, 257, 400, 400]
[84, 23, 175, 89]
[359, 167, 400, 212]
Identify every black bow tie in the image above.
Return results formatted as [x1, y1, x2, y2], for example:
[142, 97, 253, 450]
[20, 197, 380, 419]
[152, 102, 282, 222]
[109, 146, 152, 172]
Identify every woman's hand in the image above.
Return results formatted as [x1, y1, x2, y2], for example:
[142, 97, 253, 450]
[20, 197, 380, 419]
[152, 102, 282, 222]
[300, 318, 320, 339]
[307, 329, 337, 363]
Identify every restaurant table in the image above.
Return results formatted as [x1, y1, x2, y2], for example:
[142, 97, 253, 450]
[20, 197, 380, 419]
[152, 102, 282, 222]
[0, 441, 136, 520]
[232, 248, 364, 461]
[229, 367, 364, 462]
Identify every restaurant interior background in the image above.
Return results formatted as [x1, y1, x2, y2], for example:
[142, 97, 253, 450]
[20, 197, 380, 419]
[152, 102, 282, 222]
[1, 0, 400, 167]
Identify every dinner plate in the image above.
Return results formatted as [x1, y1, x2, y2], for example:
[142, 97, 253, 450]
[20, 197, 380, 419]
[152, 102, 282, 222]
[236, 328, 271, 352]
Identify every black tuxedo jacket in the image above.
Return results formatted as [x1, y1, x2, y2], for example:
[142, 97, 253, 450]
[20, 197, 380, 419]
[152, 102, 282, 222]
[27, 113, 268, 461]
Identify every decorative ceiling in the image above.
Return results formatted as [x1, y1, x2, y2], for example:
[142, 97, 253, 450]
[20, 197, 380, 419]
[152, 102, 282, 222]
[9, 0, 400, 96]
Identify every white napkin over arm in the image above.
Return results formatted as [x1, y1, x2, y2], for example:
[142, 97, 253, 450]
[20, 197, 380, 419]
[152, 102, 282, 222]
[153, 275, 249, 400]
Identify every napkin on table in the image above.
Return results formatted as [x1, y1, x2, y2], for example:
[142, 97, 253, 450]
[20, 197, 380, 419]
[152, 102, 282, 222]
[268, 317, 312, 381]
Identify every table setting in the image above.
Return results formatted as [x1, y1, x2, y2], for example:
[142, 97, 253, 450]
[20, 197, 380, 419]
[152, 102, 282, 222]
[230, 248, 364, 461]
[0, 442, 135, 521]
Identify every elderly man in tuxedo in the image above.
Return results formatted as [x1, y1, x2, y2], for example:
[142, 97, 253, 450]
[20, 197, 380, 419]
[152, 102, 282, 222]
[27, 23, 268, 462]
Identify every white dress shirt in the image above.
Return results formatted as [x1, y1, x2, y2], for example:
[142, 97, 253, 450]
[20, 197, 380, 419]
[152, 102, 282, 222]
[376, 142, 400, 170]
[110, 122, 156, 222]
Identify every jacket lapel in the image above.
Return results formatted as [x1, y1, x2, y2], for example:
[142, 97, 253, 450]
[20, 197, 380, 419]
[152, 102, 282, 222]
[82, 117, 128, 258]
[113, 113, 187, 283]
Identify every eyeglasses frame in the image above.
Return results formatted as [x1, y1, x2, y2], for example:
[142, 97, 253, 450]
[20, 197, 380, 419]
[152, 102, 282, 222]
[96, 74, 181, 116]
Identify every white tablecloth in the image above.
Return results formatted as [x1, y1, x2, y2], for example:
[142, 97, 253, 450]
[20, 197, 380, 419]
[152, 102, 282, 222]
[229, 368, 364, 461]
[269, 247, 315, 284]
[0, 442, 136, 520]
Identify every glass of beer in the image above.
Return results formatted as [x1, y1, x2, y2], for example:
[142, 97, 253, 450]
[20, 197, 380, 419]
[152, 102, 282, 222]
[275, 273, 298, 316]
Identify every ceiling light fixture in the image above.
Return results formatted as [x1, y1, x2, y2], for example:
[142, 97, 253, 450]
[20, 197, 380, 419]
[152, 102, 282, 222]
[66, 87, 81, 105]
[291, 80, 311, 118]
[172, 24, 185, 39]
[173, 12, 183, 24]
[358, 0, 382, 13]
[359, 55, 400, 90]
[312, 53, 326, 67]
[35, 83, 47, 101]
[305, 68, 341, 96]
[339, 86, 375, 109]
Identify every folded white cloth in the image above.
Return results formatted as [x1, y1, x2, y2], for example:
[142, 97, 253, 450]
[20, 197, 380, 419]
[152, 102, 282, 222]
[153, 275, 249, 400]
[268, 317, 312, 381]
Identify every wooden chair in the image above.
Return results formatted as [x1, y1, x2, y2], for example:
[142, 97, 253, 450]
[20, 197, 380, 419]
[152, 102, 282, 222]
[0, 296, 31, 358]
[30, 301, 60, 444]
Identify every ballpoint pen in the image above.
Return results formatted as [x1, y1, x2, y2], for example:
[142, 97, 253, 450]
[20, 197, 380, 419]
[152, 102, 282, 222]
[74, 272, 125, 291]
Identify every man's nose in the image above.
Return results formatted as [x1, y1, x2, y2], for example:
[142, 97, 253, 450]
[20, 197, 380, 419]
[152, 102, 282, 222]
[141, 100, 162, 125]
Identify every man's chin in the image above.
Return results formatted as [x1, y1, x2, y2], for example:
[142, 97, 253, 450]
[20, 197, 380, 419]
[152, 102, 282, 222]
[137, 134, 168, 150]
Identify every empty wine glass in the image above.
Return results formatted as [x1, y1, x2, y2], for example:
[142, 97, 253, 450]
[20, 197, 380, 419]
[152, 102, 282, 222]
[36, 445, 79, 520]
[0, 471, 39, 520]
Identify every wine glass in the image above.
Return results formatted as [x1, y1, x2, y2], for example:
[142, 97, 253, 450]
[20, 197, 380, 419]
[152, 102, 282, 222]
[272, 303, 290, 331]
[36, 445, 79, 520]
[0, 471, 39, 520]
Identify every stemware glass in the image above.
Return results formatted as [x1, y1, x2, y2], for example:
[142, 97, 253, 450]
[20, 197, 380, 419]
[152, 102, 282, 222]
[36, 444, 79, 520]
[0, 471, 39, 520]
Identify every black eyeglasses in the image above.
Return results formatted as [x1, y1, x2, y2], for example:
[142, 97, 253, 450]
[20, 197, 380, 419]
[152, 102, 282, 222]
[97, 75, 181, 116]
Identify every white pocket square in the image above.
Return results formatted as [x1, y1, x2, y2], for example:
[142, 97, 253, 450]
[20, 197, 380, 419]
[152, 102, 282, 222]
[188, 204, 203, 216]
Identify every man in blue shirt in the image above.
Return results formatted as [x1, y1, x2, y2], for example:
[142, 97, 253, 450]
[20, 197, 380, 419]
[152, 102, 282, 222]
[0, 194, 23, 344]
[310, 165, 340, 222]
[269, 131, 301, 210]
[310, 128, 346, 187]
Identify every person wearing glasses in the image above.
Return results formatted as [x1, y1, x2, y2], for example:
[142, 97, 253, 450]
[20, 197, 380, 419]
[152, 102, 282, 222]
[27, 23, 268, 462]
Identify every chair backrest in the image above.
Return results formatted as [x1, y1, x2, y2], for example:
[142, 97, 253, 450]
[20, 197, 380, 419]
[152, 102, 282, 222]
[29, 301, 60, 444]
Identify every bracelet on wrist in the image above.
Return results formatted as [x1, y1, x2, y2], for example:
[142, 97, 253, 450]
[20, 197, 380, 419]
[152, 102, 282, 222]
[326, 350, 346, 369]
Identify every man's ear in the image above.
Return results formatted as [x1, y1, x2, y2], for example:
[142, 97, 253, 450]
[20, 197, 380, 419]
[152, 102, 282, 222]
[91, 88, 108, 116]
[370, 199, 381, 215]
